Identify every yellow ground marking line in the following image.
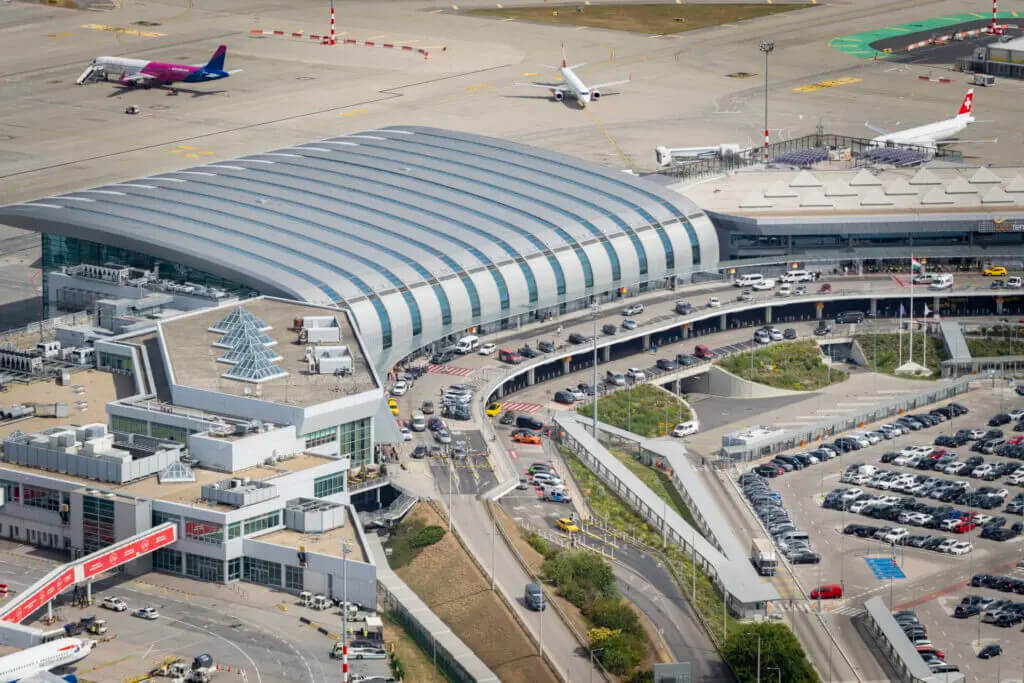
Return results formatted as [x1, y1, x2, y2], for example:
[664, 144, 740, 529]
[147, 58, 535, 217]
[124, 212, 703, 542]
[366, 34, 387, 40]
[574, 25, 587, 30]
[429, 8, 443, 13]
[522, 72, 537, 77]
[793, 76, 862, 93]
[81, 23, 165, 37]
[583, 107, 633, 171]
[339, 109, 368, 117]
[48, 31, 75, 38]
[464, 83, 489, 91]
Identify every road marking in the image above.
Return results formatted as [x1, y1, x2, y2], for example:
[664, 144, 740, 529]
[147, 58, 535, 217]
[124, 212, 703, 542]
[464, 83, 490, 91]
[339, 109, 368, 118]
[366, 34, 387, 40]
[793, 76, 862, 93]
[575, 26, 587, 30]
[164, 616, 263, 683]
[81, 23, 165, 37]
[47, 31, 75, 38]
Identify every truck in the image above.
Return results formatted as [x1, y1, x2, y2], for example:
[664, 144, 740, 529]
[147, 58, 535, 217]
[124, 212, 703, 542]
[498, 348, 522, 365]
[751, 538, 777, 577]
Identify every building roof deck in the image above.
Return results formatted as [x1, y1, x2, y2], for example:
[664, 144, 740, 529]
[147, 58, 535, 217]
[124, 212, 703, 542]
[159, 297, 377, 409]
[257, 513, 366, 563]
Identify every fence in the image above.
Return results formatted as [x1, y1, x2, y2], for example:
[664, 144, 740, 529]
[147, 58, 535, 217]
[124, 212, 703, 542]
[719, 378, 970, 462]
[0, 311, 94, 350]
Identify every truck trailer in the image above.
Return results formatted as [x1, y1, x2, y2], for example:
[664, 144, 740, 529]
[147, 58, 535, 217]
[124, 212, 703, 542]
[751, 538, 777, 576]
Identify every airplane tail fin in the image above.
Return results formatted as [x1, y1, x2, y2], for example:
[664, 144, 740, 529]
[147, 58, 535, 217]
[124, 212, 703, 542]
[561, 42, 567, 68]
[205, 45, 227, 72]
[956, 89, 974, 117]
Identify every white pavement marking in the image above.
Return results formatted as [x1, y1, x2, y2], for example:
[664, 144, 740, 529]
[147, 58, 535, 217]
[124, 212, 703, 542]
[164, 615, 264, 683]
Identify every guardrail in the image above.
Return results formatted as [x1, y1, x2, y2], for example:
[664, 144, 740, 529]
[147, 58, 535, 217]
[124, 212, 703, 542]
[719, 378, 970, 463]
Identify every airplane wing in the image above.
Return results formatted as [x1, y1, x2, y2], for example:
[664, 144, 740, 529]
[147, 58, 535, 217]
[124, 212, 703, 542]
[516, 82, 565, 92]
[864, 122, 890, 135]
[119, 72, 156, 85]
[567, 62, 586, 69]
[589, 78, 631, 90]
[24, 671, 78, 682]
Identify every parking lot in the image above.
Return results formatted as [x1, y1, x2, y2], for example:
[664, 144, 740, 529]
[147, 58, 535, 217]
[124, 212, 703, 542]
[739, 381, 1024, 680]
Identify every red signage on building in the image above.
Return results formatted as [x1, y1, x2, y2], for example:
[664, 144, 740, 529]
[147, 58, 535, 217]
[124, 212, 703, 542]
[82, 525, 177, 579]
[2, 567, 75, 623]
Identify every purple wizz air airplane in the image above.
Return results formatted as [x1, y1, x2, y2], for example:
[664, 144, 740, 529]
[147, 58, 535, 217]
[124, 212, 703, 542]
[77, 45, 240, 87]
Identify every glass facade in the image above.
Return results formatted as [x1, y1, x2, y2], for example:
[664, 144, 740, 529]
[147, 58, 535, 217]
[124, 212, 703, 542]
[153, 548, 182, 574]
[153, 509, 180, 528]
[228, 557, 241, 581]
[185, 518, 224, 544]
[242, 511, 280, 536]
[314, 472, 346, 498]
[0, 479, 19, 504]
[186, 553, 224, 582]
[304, 427, 338, 450]
[243, 557, 281, 586]
[23, 485, 63, 512]
[99, 352, 134, 374]
[82, 495, 114, 554]
[339, 417, 372, 466]
[111, 415, 147, 436]
[228, 522, 241, 540]
[285, 565, 304, 591]
[151, 423, 188, 443]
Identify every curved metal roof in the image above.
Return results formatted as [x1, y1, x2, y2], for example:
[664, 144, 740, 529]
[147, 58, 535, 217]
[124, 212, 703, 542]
[0, 126, 717, 359]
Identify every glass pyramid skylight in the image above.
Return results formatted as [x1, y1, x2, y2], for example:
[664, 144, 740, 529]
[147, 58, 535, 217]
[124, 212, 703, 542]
[222, 346, 288, 383]
[213, 318, 277, 349]
[208, 306, 271, 334]
[158, 460, 196, 483]
[217, 335, 283, 365]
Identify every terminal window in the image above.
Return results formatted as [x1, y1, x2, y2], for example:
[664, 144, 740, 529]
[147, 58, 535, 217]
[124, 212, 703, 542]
[99, 352, 134, 375]
[304, 427, 338, 449]
[242, 511, 280, 536]
[243, 556, 282, 587]
[153, 548, 182, 574]
[339, 417, 372, 466]
[185, 518, 224, 544]
[151, 423, 187, 443]
[82, 495, 114, 554]
[24, 485, 62, 512]
[186, 553, 224, 582]
[228, 557, 241, 581]
[314, 472, 346, 498]
[285, 565, 304, 591]
[0, 479, 19, 504]
[111, 415, 148, 437]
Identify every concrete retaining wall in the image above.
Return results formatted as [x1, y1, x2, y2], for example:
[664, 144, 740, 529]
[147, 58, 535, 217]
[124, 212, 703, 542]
[706, 365, 806, 398]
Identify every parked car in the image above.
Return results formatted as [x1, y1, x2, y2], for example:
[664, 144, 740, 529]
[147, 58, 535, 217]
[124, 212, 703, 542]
[810, 584, 843, 600]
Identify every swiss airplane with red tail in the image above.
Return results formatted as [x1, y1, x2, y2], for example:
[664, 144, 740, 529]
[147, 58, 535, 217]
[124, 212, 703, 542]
[866, 90, 977, 150]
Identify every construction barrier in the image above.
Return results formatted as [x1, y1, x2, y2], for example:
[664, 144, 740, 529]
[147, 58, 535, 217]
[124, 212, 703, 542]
[249, 30, 432, 58]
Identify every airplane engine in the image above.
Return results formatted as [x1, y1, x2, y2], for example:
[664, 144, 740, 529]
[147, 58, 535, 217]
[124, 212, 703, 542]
[553, 90, 564, 101]
[591, 90, 601, 100]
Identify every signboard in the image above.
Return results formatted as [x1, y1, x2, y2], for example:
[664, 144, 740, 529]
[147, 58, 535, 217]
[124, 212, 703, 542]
[978, 217, 1024, 233]
[82, 524, 176, 579]
[2, 567, 74, 623]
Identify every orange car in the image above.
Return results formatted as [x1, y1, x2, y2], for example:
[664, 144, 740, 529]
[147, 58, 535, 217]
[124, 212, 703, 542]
[512, 431, 542, 445]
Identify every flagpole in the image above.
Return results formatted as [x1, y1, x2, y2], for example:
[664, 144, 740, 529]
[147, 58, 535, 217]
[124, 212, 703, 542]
[908, 253, 915, 365]
[898, 303, 903, 368]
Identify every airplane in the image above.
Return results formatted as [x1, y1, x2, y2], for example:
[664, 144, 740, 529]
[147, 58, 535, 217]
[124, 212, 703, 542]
[516, 45, 630, 107]
[0, 637, 94, 682]
[866, 89, 975, 149]
[76, 45, 241, 88]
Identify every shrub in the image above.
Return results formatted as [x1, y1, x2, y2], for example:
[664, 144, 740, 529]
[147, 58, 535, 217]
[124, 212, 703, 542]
[588, 627, 643, 675]
[722, 622, 818, 683]
[584, 597, 643, 638]
[541, 550, 618, 608]
[524, 530, 551, 558]
[409, 525, 446, 548]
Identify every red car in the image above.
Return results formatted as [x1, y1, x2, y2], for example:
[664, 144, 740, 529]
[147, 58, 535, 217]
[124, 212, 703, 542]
[928, 449, 947, 459]
[810, 584, 843, 600]
[917, 646, 945, 659]
[953, 520, 977, 534]
[694, 344, 713, 360]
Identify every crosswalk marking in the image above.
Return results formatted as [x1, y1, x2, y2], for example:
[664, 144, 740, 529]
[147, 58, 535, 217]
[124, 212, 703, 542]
[502, 401, 543, 413]
[427, 364, 475, 377]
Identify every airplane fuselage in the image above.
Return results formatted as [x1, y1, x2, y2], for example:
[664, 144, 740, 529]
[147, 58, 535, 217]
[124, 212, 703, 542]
[872, 115, 974, 149]
[0, 637, 92, 681]
[560, 66, 591, 105]
[91, 56, 227, 86]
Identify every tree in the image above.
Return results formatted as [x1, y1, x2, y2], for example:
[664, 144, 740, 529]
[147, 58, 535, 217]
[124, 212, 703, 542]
[721, 623, 819, 683]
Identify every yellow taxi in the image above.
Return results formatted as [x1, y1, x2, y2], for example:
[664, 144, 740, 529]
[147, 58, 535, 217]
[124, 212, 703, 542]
[557, 517, 579, 533]
[485, 402, 502, 417]
[388, 398, 399, 415]
[984, 265, 1008, 277]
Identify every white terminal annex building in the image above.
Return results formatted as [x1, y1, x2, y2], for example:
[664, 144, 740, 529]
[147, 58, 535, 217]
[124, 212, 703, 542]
[0, 298, 381, 609]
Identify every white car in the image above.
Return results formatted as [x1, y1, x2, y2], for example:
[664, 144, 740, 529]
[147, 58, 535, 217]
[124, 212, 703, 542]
[672, 421, 698, 437]
[752, 279, 775, 291]
[776, 284, 793, 297]
[390, 380, 408, 396]
[883, 528, 908, 544]
[400, 427, 412, 442]
[133, 606, 160, 620]
[754, 331, 771, 344]
[1009, 409, 1024, 421]
[949, 541, 973, 556]
[102, 596, 128, 612]
[769, 328, 783, 341]
[936, 539, 958, 553]
[708, 297, 721, 308]
[626, 368, 646, 381]
[973, 513, 993, 525]
[623, 303, 644, 316]
[479, 343, 497, 355]
[1007, 276, 1023, 289]
[968, 429, 986, 440]
[849, 498, 876, 514]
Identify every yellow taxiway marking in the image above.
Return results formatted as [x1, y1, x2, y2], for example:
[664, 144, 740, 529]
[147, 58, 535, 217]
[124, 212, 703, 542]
[794, 76, 862, 92]
[81, 23, 165, 37]
[464, 83, 490, 91]
[166, 144, 214, 158]
[584, 107, 634, 171]
[522, 72, 537, 77]
[451, 4, 459, 9]
[500, 17, 514, 21]
[47, 31, 75, 38]
[496, 3, 503, 7]
[339, 109, 368, 117]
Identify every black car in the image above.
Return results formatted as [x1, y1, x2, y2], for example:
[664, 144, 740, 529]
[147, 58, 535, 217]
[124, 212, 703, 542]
[755, 465, 781, 477]
[428, 416, 444, 431]
[430, 351, 454, 364]
[538, 340, 556, 353]
[789, 550, 821, 564]
[783, 328, 797, 340]
[949, 402, 969, 415]
[1017, 384, 1024, 397]
[601, 323, 617, 335]
[656, 358, 677, 371]
[411, 445, 427, 459]
[979, 643, 1003, 659]
[518, 345, 539, 359]
[568, 332, 588, 345]
[880, 451, 900, 463]
[676, 354, 700, 367]
[814, 323, 830, 336]
[990, 414, 1012, 426]
[499, 411, 515, 425]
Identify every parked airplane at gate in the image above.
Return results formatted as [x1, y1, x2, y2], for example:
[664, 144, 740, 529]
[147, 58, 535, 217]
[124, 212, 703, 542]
[0, 637, 93, 682]
[516, 45, 630, 107]
[77, 45, 240, 87]
[867, 90, 976, 149]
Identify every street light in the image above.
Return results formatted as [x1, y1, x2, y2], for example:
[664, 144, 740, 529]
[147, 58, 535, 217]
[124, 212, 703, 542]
[759, 40, 775, 164]
[591, 302, 600, 438]
[767, 665, 781, 683]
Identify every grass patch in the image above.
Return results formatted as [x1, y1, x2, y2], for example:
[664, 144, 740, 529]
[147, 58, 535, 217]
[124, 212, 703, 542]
[718, 340, 847, 390]
[855, 333, 947, 379]
[387, 516, 446, 569]
[577, 383, 691, 437]
[966, 336, 1024, 357]
[467, 3, 809, 35]
[382, 612, 452, 683]
[609, 447, 701, 534]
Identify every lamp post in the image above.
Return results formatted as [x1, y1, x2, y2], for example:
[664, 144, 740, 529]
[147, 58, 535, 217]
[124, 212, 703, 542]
[759, 40, 775, 164]
[591, 302, 600, 438]
[767, 665, 781, 683]
[589, 647, 605, 683]
[341, 541, 351, 683]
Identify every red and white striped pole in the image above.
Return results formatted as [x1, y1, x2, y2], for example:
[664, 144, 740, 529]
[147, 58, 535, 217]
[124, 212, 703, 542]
[993, 0, 997, 30]
[342, 642, 348, 682]
[330, 0, 336, 45]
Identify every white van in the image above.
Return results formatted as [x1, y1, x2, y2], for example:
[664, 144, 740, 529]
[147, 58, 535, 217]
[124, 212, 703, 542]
[454, 335, 479, 354]
[672, 421, 698, 437]
[781, 270, 812, 283]
[736, 273, 764, 287]
[929, 274, 954, 290]
[410, 411, 427, 432]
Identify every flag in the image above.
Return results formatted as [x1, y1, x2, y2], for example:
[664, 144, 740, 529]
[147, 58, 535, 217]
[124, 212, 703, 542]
[923, 303, 931, 317]
[911, 257, 923, 271]
[899, 303, 905, 316]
